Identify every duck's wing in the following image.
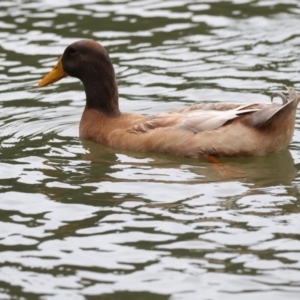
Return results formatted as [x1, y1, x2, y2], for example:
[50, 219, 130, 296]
[172, 105, 263, 133]
[128, 103, 263, 134]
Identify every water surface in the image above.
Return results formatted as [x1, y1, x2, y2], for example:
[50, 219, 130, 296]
[1, 1, 300, 299]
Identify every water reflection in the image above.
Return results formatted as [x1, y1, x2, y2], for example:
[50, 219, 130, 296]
[82, 141, 297, 187]
[0, 0, 300, 299]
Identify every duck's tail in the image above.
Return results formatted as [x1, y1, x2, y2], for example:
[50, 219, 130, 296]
[246, 86, 299, 129]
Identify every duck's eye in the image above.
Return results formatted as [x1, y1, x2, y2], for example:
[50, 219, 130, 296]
[68, 47, 76, 56]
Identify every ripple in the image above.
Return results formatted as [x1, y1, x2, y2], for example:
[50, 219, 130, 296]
[0, 0, 300, 299]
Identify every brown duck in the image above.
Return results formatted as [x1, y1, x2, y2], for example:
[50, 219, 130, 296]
[38, 40, 299, 158]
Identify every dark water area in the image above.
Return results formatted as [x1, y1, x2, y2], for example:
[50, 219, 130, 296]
[1, 0, 300, 299]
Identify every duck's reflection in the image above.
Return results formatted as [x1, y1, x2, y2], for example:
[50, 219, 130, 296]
[80, 140, 297, 187]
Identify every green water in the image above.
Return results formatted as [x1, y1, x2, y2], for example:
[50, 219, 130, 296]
[0, 1, 300, 299]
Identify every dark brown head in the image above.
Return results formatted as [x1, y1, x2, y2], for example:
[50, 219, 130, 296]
[39, 40, 120, 117]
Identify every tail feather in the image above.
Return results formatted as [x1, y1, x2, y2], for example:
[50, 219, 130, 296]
[246, 86, 299, 128]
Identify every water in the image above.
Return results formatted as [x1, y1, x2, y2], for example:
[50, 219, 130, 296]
[1, 0, 300, 299]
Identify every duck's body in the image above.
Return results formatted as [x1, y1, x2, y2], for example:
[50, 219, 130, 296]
[38, 40, 299, 158]
[79, 98, 297, 158]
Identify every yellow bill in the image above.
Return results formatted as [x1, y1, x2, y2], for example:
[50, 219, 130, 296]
[38, 57, 68, 87]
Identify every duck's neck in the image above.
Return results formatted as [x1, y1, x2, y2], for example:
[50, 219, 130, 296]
[81, 64, 121, 118]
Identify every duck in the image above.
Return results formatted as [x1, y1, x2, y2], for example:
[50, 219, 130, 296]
[38, 39, 299, 158]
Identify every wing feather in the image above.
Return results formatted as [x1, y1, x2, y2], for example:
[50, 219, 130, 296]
[174, 107, 260, 133]
[128, 103, 262, 134]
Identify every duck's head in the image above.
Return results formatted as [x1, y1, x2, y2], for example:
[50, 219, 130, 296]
[38, 40, 120, 116]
